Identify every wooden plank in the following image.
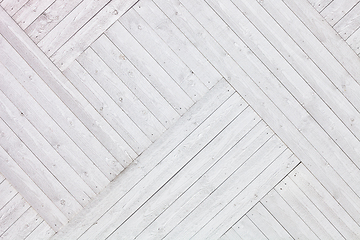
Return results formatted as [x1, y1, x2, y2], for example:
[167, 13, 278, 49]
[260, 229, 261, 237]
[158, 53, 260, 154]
[65, 60, 152, 154]
[13, 0, 55, 29]
[289, 164, 360, 239]
[1, 0, 29, 16]
[51, 79, 235, 240]
[91, 34, 180, 128]
[25, 221, 55, 240]
[135, 0, 222, 89]
[262, 189, 319, 239]
[0, 194, 29, 235]
[0, 173, 5, 183]
[37, 0, 110, 57]
[79, 93, 246, 240]
[276, 176, 345, 239]
[0, 88, 96, 206]
[0, 180, 17, 210]
[106, 21, 194, 115]
[346, 27, 360, 54]
[0, 147, 67, 231]
[49, 0, 139, 70]
[247, 203, 293, 239]
[0, 8, 133, 176]
[320, 0, 359, 26]
[0, 208, 43, 240]
[136, 120, 273, 240]
[0, 61, 109, 194]
[233, 216, 267, 240]
[25, 0, 83, 43]
[334, 2, 360, 39]
[74, 48, 164, 145]
[0, 118, 82, 219]
[108, 107, 264, 240]
[222, 228, 242, 240]
[307, 0, 334, 12]
[208, 0, 360, 178]
[280, 0, 360, 88]
[120, 8, 208, 102]
[173, 0, 360, 221]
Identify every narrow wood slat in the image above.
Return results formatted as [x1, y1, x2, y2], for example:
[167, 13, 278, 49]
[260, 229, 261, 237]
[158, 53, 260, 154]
[232, 216, 267, 240]
[49, 0, 139, 70]
[109, 107, 263, 240]
[1, 0, 30, 16]
[0, 194, 29, 235]
[13, 0, 55, 29]
[222, 228, 242, 240]
[0, 7, 133, 177]
[334, 2, 360, 39]
[80, 93, 246, 240]
[320, 0, 359, 26]
[262, 189, 319, 239]
[91, 34, 179, 128]
[25, 0, 83, 43]
[0, 180, 17, 210]
[307, 0, 333, 12]
[51, 79, 234, 240]
[0, 89, 95, 206]
[276, 176, 345, 239]
[106, 21, 194, 115]
[66, 59, 152, 154]
[0, 208, 43, 240]
[136, 0, 222, 89]
[37, 0, 110, 57]
[0, 118, 82, 219]
[25, 221, 55, 240]
[0, 147, 67, 231]
[289, 164, 360, 239]
[74, 48, 162, 145]
[346, 27, 360, 54]
[120, 8, 208, 102]
[136, 120, 272, 240]
[247, 203, 293, 239]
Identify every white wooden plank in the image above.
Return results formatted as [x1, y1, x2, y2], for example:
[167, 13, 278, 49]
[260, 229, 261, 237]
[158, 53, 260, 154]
[0, 174, 5, 184]
[0, 61, 109, 194]
[37, 0, 110, 57]
[334, 2, 360, 39]
[0, 118, 82, 219]
[1, 0, 29, 16]
[25, 0, 83, 43]
[222, 228, 242, 240]
[0, 180, 17, 210]
[13, 0, 55, 29]
[153, 0, 360, 227]
[49, 0, 139, 70]
[0, 208, 43, 240]
[120, 8, 208, 102]
[0, 88, 96, 206]
[247, 203, 293, 240]
[51, 79, 234, 240]
[136, 120, 272, 240]
[262, 189, 319, 239]
[320, 0, 359, 26]
[233, 216, 267, 240]
[280, 0, 360, 89]
[109, 107, 264, 240]
[289, 164, 360, 239]
[91, 34, 180, 128]
[209, 0, 360, 177]
[307, 0, 333, 12]
[65, 60, 151, 154]
[346, 27, 360, 54]
[135, 0, 222, 89]
[0, 9, 133, 176]
[25, 221, 55, 240]
[0, 194, 29, 235]
[276, 176, 345, 240]
[0, 147, 67, 231]
[80, 93, 246, 240]
[106, 21, 194, 115]
[191, 152, 299, 239]
[74, 48, 164, 144]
